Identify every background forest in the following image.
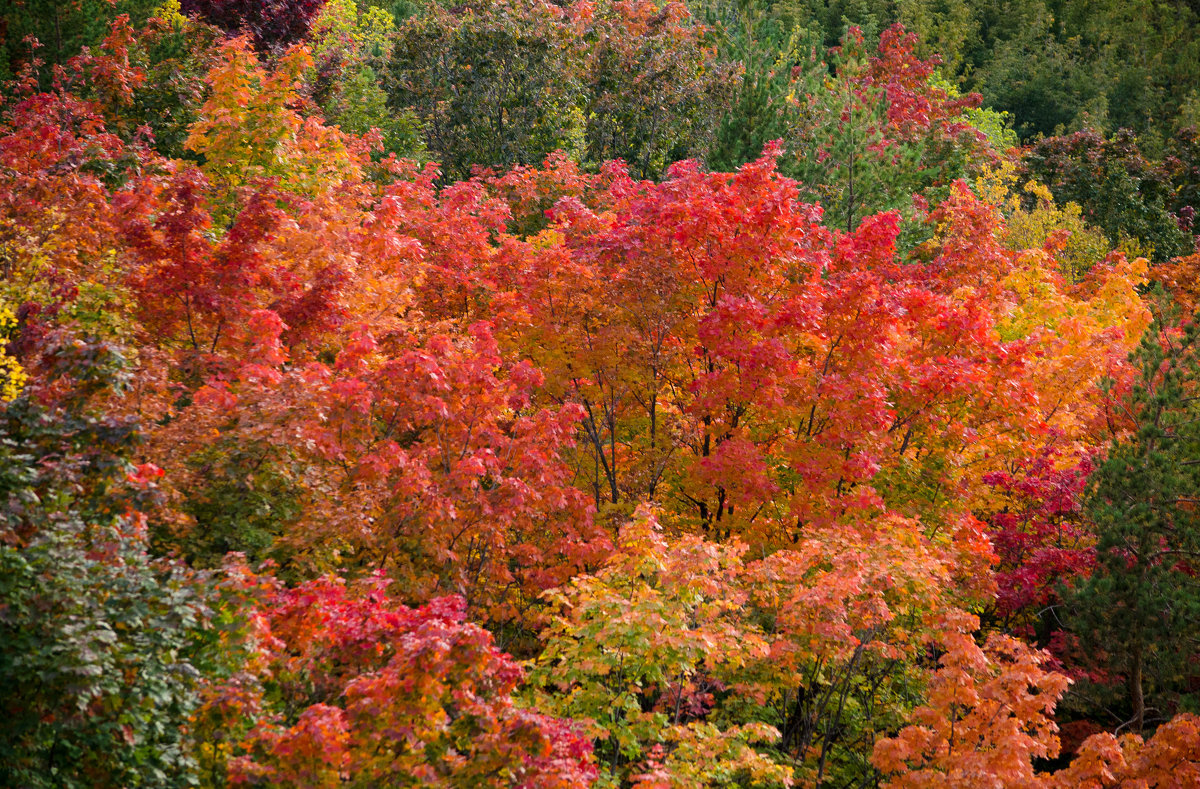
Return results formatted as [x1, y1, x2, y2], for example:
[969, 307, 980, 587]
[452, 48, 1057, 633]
[2, 0, 1200, 786]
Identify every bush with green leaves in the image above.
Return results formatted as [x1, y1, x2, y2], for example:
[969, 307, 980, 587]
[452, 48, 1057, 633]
[0, 335, 215, 788]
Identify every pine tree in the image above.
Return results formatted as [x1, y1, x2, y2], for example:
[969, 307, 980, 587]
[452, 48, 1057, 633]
[1069, 300, 1200, 734]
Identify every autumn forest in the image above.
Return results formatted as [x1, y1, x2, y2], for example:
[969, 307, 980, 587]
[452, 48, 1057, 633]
[3, 0, 1200, 786]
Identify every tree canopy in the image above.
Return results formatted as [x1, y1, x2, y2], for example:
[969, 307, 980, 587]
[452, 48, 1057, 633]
[1, 2, 1200, 787]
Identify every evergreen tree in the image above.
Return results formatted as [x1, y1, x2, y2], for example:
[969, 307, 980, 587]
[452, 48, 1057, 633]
[1069, 302, 1200, 734]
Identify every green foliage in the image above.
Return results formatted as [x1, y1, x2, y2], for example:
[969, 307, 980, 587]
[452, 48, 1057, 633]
[700, 0, 1200, 147]
[172, 442, 303, 572]
[704, 12, 814, 174]
[119, 1, 223, 160]
[387, 0, 585, 182]
[387, 0, 732, 181]
[1055, 0, 1200, 146]
[1067, 301, 1200, 733]
[579, 0, 737, 179]
[964, 0, 1103, 140]
[703, 12, 1003, 231]
[529, 508, 789, 787]
[787, 26, 993, 231]
[0, 0, 161, 83]
[0, 335, 212, 788]
[323, 62, 423, 157]
[1022, 129, 1192, 263]
[952, 0, 1200, 144]
[893, 0, 976, 74]
[783, 29, 904, 231]
[309, 0, 424, 158]
[763, 0, 893, 47]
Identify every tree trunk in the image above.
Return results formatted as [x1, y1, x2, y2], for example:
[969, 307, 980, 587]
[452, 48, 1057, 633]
[1129, 645, 1145, 734]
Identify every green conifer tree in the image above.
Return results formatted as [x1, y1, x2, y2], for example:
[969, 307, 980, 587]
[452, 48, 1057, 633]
[1069, 301, 1200, 734]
